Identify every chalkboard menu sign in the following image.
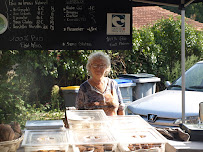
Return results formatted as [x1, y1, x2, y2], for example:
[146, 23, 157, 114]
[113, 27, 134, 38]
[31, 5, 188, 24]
[0, 0, 132, 50]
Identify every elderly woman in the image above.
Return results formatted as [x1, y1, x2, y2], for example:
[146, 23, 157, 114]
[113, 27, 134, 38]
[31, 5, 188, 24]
[75, 51, 125, 116]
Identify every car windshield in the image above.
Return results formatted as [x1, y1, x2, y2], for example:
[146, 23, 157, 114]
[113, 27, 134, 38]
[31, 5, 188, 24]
[168, 62, 203, 92]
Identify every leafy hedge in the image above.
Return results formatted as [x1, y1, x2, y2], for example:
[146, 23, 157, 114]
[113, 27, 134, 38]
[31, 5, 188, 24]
[0, 17, 202, 127]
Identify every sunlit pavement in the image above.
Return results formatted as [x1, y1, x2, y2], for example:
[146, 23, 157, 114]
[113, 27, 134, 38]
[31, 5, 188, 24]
[166, 139, 203, 152]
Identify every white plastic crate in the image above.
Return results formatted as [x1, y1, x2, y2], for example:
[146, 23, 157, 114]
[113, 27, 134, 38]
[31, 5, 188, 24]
[22, 129, 69, 152]
[25, 120, 64, 130]
[66, 110, 108, 129]
[114, 128, 167, 152]
[70, 129, 118, 152]
[108, 115, 153, 130]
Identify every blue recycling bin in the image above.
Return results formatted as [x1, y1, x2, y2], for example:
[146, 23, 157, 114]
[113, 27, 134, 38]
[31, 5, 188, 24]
[114, 79, 136, 104]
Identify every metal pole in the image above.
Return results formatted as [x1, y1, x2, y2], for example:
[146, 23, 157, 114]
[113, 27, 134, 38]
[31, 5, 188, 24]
[181, 5, 185, 123]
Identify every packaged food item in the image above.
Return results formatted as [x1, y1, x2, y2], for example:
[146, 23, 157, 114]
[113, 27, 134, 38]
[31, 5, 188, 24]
[70, 129, 117, 152]
[115, 128, 167, 152]
[0, 124, 15, 141]
[22, 129, 69, 152]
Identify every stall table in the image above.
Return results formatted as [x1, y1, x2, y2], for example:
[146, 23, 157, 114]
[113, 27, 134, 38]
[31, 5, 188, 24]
[19, 110, 167, 152]
[166, 140, 203, 152]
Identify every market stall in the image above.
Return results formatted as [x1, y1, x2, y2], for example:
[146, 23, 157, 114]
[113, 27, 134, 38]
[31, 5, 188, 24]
[20, 109, 167, 152]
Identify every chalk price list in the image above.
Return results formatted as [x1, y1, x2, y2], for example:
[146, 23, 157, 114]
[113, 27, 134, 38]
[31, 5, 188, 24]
[62, 0, 98, 47]
[1, 0, 132, 50]
[8, 0, 55, 30]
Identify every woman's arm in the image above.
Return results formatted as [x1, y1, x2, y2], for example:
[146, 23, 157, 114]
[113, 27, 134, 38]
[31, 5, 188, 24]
[113, 79, 125, 115]
[75, 88, 85, 110]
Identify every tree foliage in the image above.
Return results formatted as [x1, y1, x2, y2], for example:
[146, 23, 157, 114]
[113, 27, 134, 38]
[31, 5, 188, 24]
[0, 17, 202, 126]
[162, 2, 203, 23]
[149, 17, 202, 82]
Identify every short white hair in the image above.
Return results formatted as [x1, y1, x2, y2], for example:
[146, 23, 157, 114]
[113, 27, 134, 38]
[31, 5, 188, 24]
[86, 51, 111, 76]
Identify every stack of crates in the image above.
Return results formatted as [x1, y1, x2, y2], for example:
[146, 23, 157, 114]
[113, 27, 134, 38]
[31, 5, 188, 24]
[66, 110, 167, 152]
[21, 110, 167, 152]
[66, 110, 118, 152]
[108, 115, 167, 152]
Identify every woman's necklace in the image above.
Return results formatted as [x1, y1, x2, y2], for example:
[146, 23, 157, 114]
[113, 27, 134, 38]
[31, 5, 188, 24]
[91, 78, 106, 93]
[94, 85, 104, 93]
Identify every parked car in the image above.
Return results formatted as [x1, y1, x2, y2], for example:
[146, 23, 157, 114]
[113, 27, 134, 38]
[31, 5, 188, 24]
[127, 61, 203, 128]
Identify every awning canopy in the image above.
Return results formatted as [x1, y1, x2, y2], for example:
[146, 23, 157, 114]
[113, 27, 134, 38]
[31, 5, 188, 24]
[132, 0, 202, 7]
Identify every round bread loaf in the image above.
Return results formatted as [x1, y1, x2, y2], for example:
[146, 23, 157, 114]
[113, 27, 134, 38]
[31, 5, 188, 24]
[0, 124, 15, 142]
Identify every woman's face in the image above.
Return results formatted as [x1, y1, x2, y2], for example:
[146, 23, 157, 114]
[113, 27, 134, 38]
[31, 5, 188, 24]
[90, 58, 107, 79]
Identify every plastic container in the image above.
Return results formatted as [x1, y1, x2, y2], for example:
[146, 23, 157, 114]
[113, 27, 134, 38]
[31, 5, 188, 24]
[70, 129, 117, 152]
[114, 128, 167, 152]
[180, 123, 203, 141]
[21, 129, 69, 152]
[61, 86, 80, 107]
[119, 73, 160, 100]
[115, 79, 136, 103]
[108, 115, 152, 130]
[25, 120, 64, 130]
[65, 110, 108, 129]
